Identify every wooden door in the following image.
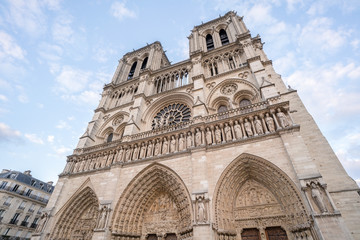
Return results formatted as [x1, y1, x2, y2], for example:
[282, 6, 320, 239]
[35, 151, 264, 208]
[265, 227, 288, 240]
[241, 228, 261, 240]
[165, 233, 177, 240]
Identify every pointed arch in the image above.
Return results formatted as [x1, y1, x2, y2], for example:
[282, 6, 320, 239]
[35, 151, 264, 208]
[50, 181, 99, 240]
[213, 153, 312, 237]
[111, 163, 193, 239]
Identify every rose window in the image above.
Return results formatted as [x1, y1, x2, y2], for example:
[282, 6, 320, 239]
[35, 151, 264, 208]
[152, 103, 191, 129]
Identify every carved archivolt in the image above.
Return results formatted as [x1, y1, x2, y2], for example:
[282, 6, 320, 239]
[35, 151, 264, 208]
[213, 153, 312, 237]
[97, 111, 129, 138]
[111, 163, 193, 239]
[50, 186, 99, 240]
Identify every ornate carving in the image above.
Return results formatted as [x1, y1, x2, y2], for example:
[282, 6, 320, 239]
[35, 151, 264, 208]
[112, 115, 124, 126]
[96, 204, 111, 230]
[221, 83, 238, 95]
[152, 103, 191, 129]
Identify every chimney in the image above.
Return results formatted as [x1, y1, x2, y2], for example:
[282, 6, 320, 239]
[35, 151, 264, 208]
[23, 170, 32, 176]
[47, 181, 54, 186]
[1, 169, 10, 174]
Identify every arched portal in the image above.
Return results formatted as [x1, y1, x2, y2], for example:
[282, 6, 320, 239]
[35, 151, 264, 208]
[213, 153, 314, 240]
[50, 186, 99, 240]
[111, 163, 193, 240]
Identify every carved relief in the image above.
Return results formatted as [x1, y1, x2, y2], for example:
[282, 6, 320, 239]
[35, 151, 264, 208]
[96, 204, 111, 230]
[152, 103, 191, 129]
[194, 194, 209, 224]
[221, 83, 238, 95]
[112, 115, 124, 126]
[303, 180, 334, 214]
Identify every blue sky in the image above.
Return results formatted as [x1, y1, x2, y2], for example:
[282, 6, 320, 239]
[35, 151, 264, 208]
[0, 0, 359, 185]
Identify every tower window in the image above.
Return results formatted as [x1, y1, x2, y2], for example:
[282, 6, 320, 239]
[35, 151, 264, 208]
[240, 99, 251, 107]
[141, 57, 148, 70]
[218, 105, 228, 113]
[107, 133, 113, 143]
[128, 61, 137, 80]
[219, 29, 229, 45]
[206, 34, 214, 50]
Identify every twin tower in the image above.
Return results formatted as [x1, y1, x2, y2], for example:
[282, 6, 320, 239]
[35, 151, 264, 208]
[32, 11, 360, 240]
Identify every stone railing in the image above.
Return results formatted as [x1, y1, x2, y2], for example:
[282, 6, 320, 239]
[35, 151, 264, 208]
[63, 98, 297, 176]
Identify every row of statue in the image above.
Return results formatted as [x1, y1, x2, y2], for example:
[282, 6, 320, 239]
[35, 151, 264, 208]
[65, 108, 292, 174]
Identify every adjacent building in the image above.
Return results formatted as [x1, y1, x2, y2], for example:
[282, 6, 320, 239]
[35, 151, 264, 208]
[0, 170, 54, 239]
[33, 11, 360, 240]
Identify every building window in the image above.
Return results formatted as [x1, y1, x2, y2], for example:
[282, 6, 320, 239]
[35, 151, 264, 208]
[127, 61, 137, 79]
[0, 209, 5, 217]
[25, 189, 32, 196]
[12, 184, 20, 192]
[0, 181, 7, 189]
[152, 103, 191, 129]
[239, 99, 251, 107]
[39, 183, 44, 190]
[15, 230, 22, 237]
[37, 207, 43, 214]
[31, 180, 36, 186]
[3, 228, 11, 236]
[28, 204, 35, 213]
[107, 133, 113, 143]
[218, 105, 228, 113]
[10, 212, 20, 224]
[18, 201, 26, 210]
[3, 197, 13, 206]
[141, 57, 148, 70]
[206, 34, 214, 50]
[219, 29, 229, 45]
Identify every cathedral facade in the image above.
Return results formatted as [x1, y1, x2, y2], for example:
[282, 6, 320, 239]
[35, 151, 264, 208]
[32, 12, 360, 240]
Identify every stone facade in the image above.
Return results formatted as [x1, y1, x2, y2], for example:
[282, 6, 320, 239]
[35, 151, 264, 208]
[0, 170, 54, 239]
[33, 11, 360, 240]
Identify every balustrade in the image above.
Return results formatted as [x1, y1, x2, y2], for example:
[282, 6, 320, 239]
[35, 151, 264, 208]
[64, 101, 296, 176]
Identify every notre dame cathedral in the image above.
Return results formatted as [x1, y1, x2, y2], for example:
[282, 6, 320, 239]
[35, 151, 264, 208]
[32, 11, 360, 240]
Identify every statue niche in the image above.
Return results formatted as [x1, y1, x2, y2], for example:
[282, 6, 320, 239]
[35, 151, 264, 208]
[142, 191, 180, 235]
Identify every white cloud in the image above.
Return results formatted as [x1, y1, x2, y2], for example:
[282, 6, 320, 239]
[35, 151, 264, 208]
[56, 120, 71, 129]
[52, 14, 74, 44]
[4, 0, 47, 36]
[298, 17, 348, 53]
[0, 94, 8, 102]
[246, 4, 275, 27]
[351, 39, 359, 50]
[53, 145, 72, 156]
[0, 122, 21, 142]
[38, 42, 63, 61]
[0, 31, 26, 61]
[25, 133, 44, 144]
[47, 135, 54, 143]
[110, 1, 136, 21]
[62, 90, 101, 106]
[92, 46, 117, 63]
[55, 66, 91, 93]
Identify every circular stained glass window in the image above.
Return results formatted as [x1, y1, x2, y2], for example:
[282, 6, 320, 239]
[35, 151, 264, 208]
[152, 103, 191, 129]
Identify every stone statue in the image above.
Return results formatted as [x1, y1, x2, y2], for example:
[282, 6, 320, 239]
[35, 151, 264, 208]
[224, 123, 232, 141]
[140, 142, 146, 159]
[125, 147, 132, 162]
[147, 140, 153, 157]
[97, 205, 108, 229]
[101, 153, 108, 167]
[276, 108, 289, 128]
[265, 113, 275, 132]
[170, 136, 176, 152]
[154, 139, 161, 156]
[197, 198, 206, 222]
[179, 133, 185, 151]
[244, 118, 253, 137]
[254, 116, 264, 134]
[162, 137, 168, 154]
[311, 182, 327, 213]
[214, 125, 222, 143]
[132, 144, 139, 160]
[233, 120, 242, 139]
[186, 132, 193, 148]
[117, 146, 124, 162]
[195, 128, 202, 146]
[205, 127, 212, 145]
[36, 212, 48, 233]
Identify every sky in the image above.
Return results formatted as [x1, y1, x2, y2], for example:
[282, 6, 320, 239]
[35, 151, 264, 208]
[0, 0, 359, 186]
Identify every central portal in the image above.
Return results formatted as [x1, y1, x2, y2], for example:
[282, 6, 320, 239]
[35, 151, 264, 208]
[143, 192, 179, 239]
